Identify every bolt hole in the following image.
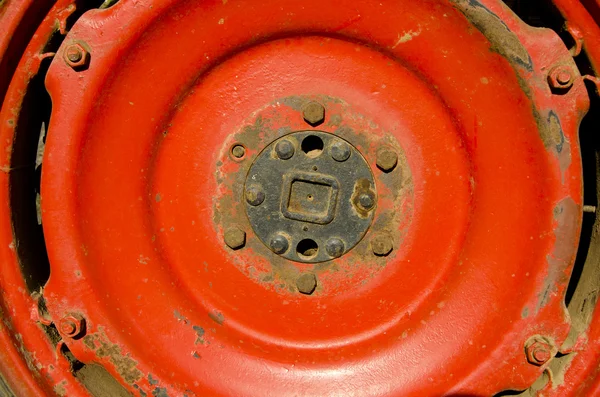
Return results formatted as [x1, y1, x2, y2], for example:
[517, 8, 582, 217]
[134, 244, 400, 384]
[307, 194, 313, 201]
[302, 226, 309, 232]
[312, 166, 318, 171]
[301, 136, 324, 158]
[297, 239, 319, 258]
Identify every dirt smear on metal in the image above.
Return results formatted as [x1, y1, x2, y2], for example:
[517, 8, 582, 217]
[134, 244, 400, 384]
[82, 329, 143, 384]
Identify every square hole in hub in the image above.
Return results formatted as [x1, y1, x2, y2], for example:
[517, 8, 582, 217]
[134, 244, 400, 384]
[281, 172, 339, 224]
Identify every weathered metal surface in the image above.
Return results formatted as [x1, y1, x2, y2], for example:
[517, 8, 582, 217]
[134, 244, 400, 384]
[0, 0, 598, 395]
[245, 130, 376, 263]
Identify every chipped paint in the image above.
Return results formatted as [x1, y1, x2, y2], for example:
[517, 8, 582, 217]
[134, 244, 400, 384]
[82, 329, 143, 384]
[53, 380, 67, 396]
[192, 325, 205, 345]
[208, 311, 224, 325]
[392, 27, 422, 48]
[537, 198, 579, 312]
[452, 0, 533, 71]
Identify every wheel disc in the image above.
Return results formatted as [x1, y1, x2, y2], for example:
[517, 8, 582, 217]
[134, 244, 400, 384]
[1, 0, 600, 395]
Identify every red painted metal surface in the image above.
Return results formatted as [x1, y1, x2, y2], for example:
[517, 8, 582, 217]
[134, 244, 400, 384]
[0, 0, 599, 396]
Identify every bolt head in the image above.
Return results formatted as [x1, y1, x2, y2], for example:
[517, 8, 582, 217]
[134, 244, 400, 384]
[231, 145, 245, 159]
[358, 193, 375, 210]
[270, 234, 290, 254]
[330, 141, 351, 162]
[224, 228, 246, 250]
[297, 273, 317, 295]
[64, 43, 90, 71]
[525, 335, 555, 366]
[371, 234, 393, 256]
[376, 148, 399, 172]
[325, 238, 345, 258]
[275, 140, 295, 160]
[59, 314, 86, 339]
[245, 185, 265, 206]
[548, 65, 574, 91]
[302, 102, 325, 126]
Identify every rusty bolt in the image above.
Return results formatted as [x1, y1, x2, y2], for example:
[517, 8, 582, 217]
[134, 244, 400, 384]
[297, 273, 317, 295]
[548, 65, 574, 92]
[371, 234, 394, 256]
[245, 185, 265, 206]
[270, 234, 289, 254]
[224, 227, 246, 250]
[59, 314, 86, 339]
[376, 147, 398, 172]
[330, 141, 351, 162]
[325, 238, 345, 258]
[64, 43, 90, 71]
[302, 101, 325, 126]
[275, 139, 295, 160]
[359, 193, 375, 210]
[231, 145, 245, 159]
[525, 335, 556, 366]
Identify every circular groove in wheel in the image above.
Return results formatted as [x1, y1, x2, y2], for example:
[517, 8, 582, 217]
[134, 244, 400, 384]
[0, 0, 600, 396]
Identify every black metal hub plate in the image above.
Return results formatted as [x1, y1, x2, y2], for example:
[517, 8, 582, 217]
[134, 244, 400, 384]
[245, 131, 376, 263]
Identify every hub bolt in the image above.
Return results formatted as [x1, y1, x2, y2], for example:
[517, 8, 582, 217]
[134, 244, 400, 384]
[302, 101, 325, 126]
[296, 273, 317, 295]
[59, 314, 86, 339]
[376, 147, 399, 172]
[325, 238, 345, 258]
[270, 234, 290, 254]
[548, 65, 574, 91]
[330, 141, 351, 162]
[371, 234, 394, 256]
[64, 43, 90, 71]
[525, 335, 555, 366]
[224, 227, 246, 250]
[275, 140, 295, 160]
[245, 185, 265, 206]
[359, 193, 375, 210]
[231, 145, 245, 158]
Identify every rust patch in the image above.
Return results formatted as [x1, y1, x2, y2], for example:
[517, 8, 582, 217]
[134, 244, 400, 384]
[82, 329, 143, 384]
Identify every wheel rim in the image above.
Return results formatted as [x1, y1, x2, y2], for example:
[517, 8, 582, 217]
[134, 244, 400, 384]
[1, 0, 600, 395]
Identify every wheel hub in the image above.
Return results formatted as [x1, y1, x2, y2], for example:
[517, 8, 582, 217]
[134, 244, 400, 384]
[245, 129, 378, 263]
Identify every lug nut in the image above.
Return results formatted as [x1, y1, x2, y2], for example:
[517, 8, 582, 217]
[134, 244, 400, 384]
[325, 238, 345, 258]
[270, 234, 290, 254]
[59, 314, 86, 339]
[525, 335, 555, 366]
[358, 193, 375, 210]
[548, 65, 574, 91]
[371, 234, 393, 256]
[64, 43, 90, 71]
[245, 185, 265, 206]
[330, 141, 351, 162]
[376, 147, 398, 172]
[224, 227, 246, 250]
[275, 140, 295, 160]
[231, 145, 246, 159]
[296, 273, 317, 295]
[302, 101, 325, 126]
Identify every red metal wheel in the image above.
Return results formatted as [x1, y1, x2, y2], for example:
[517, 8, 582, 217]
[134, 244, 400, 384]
[1, 0, 600, 396]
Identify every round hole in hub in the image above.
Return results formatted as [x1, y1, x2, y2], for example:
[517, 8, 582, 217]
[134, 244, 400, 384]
[297, 239, 319, 258]
[301, 136, 324, 158]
